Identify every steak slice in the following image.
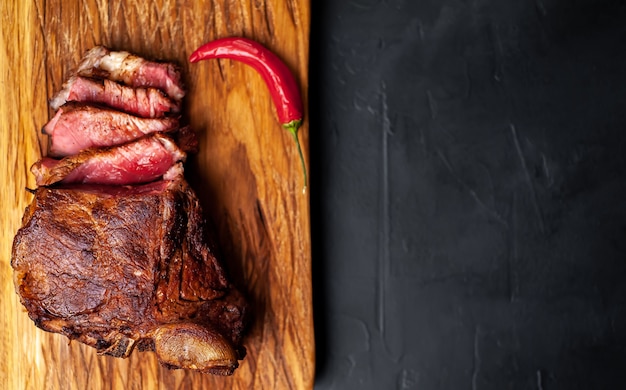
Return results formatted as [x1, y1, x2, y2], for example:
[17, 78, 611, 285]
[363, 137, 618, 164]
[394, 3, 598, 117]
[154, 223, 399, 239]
[50, 76, 180, 118]
[31, 133, 186, 186]
[11, 178, 247, 375]
[77, 46, 185, 101]
[44, 102, 180, 157]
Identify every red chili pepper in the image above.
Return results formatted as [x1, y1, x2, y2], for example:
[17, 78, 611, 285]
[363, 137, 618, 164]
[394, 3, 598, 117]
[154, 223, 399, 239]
[189, 37, 307, 190]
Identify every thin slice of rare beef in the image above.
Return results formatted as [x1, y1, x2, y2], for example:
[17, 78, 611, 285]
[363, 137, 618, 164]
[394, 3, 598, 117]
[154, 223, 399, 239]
[50, 76, 180, 118]
[43, 103, 179, 157]
[31, 133, 185, 186]
[76, 46, 185, 101]
[11, 178, 247, 375]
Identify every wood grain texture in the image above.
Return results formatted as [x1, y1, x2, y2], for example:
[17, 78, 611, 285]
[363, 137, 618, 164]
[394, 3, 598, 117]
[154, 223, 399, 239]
[0, 1, 312, 389]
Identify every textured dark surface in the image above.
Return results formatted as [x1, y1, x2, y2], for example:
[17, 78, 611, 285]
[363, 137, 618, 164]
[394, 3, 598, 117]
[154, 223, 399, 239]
[310, 0, 626, 389]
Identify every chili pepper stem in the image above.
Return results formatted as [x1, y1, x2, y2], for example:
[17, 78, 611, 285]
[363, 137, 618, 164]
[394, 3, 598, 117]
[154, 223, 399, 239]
[284, 119, 307, 193]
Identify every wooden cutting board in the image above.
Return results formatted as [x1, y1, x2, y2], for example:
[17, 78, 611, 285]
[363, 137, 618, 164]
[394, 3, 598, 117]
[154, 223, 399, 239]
[0, 1, 313, 389]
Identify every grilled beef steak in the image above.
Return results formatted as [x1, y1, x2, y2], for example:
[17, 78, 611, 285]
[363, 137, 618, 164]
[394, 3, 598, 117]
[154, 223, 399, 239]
[31, 133, 186, 186]
[11, 178, 247, 375]
[44, 103, 179, 157]
[12, 47, 247, 375]
[76, 46, 185, 101]
[50, 76, 180, 118]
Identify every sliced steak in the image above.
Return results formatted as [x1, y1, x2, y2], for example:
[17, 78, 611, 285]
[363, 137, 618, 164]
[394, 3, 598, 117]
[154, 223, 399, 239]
[50, 76, 180, 118]
[77, 46, 185, 101]
[13, 46, 247, 376]
[44, 102, 179, 157]
[11, 178, 247, 375]
[31, 133, 186, 186]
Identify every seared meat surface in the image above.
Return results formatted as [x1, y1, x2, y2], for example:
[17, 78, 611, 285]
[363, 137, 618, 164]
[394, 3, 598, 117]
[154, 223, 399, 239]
[12, 179, 246, 375]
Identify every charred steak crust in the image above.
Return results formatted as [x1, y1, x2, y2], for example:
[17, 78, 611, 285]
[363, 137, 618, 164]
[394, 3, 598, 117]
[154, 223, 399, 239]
[11, 179, 247, 375]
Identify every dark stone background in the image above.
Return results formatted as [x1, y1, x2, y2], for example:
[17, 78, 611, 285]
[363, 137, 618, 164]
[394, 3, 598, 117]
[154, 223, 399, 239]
[308, 0, 626, 388]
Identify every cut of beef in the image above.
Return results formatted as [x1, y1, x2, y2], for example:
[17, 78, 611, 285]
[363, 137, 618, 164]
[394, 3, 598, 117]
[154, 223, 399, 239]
[31, 133, 185, 186]
[50, 76, 180, 118]
[44, 102, 180, 157]
[77, 46, 185, 101]
[11, 178, 247, 375]
[12, 46, 247, 376]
